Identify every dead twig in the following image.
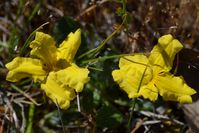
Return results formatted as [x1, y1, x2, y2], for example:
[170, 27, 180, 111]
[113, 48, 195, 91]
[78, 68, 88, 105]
[75, 0, 109, 20]
[140, 110, 184, 126]
[11, 84, 42, 106]
[131, 118, 146, 133]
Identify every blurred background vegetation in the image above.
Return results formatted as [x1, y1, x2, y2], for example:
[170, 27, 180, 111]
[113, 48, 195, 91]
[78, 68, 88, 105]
[0, 0, 199, 132]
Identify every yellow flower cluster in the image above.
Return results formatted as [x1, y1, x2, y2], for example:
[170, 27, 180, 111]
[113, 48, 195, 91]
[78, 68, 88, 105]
[6, 29, 90, 109]
[112, 35, 196, 103]
[6, 30, 196, 110]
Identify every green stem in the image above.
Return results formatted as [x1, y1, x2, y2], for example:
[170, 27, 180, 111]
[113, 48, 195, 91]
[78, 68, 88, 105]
[127, 99, 137, 132]
[20, 22, 49, 56]
[82, 53, 138, 64]
[173, 54, 179, 75]
[87, 66, 103, 72]
[26, 104, 35, 133]
[55, 99, 66, 133]
[127, 65, 148, 132]
[78, 15, 126, 59]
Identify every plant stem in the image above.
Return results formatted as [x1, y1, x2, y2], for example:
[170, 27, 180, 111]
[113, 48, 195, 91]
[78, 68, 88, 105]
[77, 93, 81, 112]
[26, 104, 35, 133]
[56, 99, 66, 133]
[78, 15, 126, 59]
[20, 22, 49, 56]
[127, 98, 137, 133]
[127, 66, 148, 132]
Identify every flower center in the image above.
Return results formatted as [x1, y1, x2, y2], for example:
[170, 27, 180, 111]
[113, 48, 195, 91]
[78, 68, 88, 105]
[43, 59, 70, 72]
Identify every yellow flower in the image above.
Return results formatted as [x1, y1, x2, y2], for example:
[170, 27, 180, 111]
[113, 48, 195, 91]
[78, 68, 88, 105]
[6, 29, 90, 109]
[112, 34, 196, 103]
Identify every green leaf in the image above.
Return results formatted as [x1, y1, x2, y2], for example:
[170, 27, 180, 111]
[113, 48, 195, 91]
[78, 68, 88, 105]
[96, 105, 123, 129]
[62, 111, 83, 124]
[53, 16, 81, 44]
[28, 1, 41, 22]
[116, 7, 125, 16]
[8, 29, 20, 59]
[82, 87, 94, 112]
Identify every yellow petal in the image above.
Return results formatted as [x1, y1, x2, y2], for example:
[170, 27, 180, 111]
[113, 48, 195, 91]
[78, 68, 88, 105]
[154, 73, 196, 103]
[30, 32, 57, 70]
[112, 55, 152, 99]
[57, 29, 81, 63]
[55, 63, 90, 92]
[158, 34, 173, 47]
[5, 57, 47, 82]
[139, 81, 158, 102]
[41, 71, 76, 109]
[158, 34, 183, 56]
[119, 54, 149, 68]
[149, 34, 183, 72]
